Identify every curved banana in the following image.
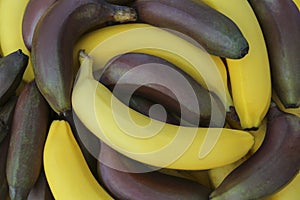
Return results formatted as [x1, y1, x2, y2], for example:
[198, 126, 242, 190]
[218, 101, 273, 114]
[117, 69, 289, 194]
[249, 0, 300, 109]
[43, 120, 113, 200]
[32, 0, 137, 115]
[74, 23, 233, 110]
[72, 53, 254, 170]
[201, 0, 271, 129]
[0, 0, 34, 82]
[132, 0, 249, 59]
[22, 0, 57, 50]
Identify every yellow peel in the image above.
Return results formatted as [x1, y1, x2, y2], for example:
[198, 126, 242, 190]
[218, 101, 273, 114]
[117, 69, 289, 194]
[0, 0, 34, 81]
[43, 120, 113, 200]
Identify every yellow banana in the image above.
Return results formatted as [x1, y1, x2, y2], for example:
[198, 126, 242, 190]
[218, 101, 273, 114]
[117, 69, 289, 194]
[43, 120, 113, 200]
[0, 0, 34, 82]
[200, 0, 271, 129]
[74, 23, 233, 110]
[265, 172, 300, 200]
[72, 52, 254, 170]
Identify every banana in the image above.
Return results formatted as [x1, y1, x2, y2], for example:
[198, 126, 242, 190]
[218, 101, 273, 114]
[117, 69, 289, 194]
[22, 0, 57, 50]
[0, 132, 10, 200]
[6, 81, 50, 200]
[132, 0, 249, 59]
[43, 120, 113, 200]
[266, 172, 300, 200]
[72, 52, 254, 170]
[31, 0, 137, 115]
[249, 0, 300, 109]
[201, 0, 272, 129]
[0, 0, 34, 82]
[210, 105, 300, 200]
[74, 23, 233, 111]
[0, 96, 18, 144]
[99, 52, 225, 127]
[0, 50, 28, 106]
[27, 170, 54, 200]
[98, 142, 211, 200]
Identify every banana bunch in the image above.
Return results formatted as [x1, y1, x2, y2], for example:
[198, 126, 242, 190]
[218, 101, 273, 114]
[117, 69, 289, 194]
[0, 0, 299, 199]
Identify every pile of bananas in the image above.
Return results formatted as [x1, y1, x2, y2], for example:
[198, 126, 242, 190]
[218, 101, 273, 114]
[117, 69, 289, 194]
[0, 0, 299, 199]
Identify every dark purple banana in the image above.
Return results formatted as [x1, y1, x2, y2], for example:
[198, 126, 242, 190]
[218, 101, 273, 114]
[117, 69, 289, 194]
[0, 50, 28, 106]
[98, 142, 211, 200]
[133, 0, 249, 59]
[31, 0, 137, 115]
[22, 0, 57, 50]
[248, 0, 300, 108]
[6, 81, 50, 200]
[98, 52, 225, 127]
[210, 104, 300, 199]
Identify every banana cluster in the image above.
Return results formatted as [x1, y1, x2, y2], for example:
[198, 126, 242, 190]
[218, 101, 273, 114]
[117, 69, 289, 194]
[0, 0, 299, 199]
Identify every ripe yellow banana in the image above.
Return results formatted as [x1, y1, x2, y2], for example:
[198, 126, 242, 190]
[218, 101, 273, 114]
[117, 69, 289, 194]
[43, 120, 113, 200]
[266, 172, 300, 200]
[72, 53, 254, 170]
[200, 0, 271, 129]
[74, 23, 233, 110]
[0, 0, 34, 82]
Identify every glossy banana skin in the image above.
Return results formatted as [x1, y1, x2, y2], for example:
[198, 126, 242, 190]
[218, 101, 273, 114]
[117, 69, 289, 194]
[6, 81, 50, 200]
[98, 143, 211, 200]
[22, 0, 57, 50]
[99, 53, 225, 127]
[210, 106, 300, 200]
[133, 0, 249, 59]
[248, 0, 300, 108]
[31, 0, 137, 114]
[0, 50, 28, 106]
[0, 96, 18, 144]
